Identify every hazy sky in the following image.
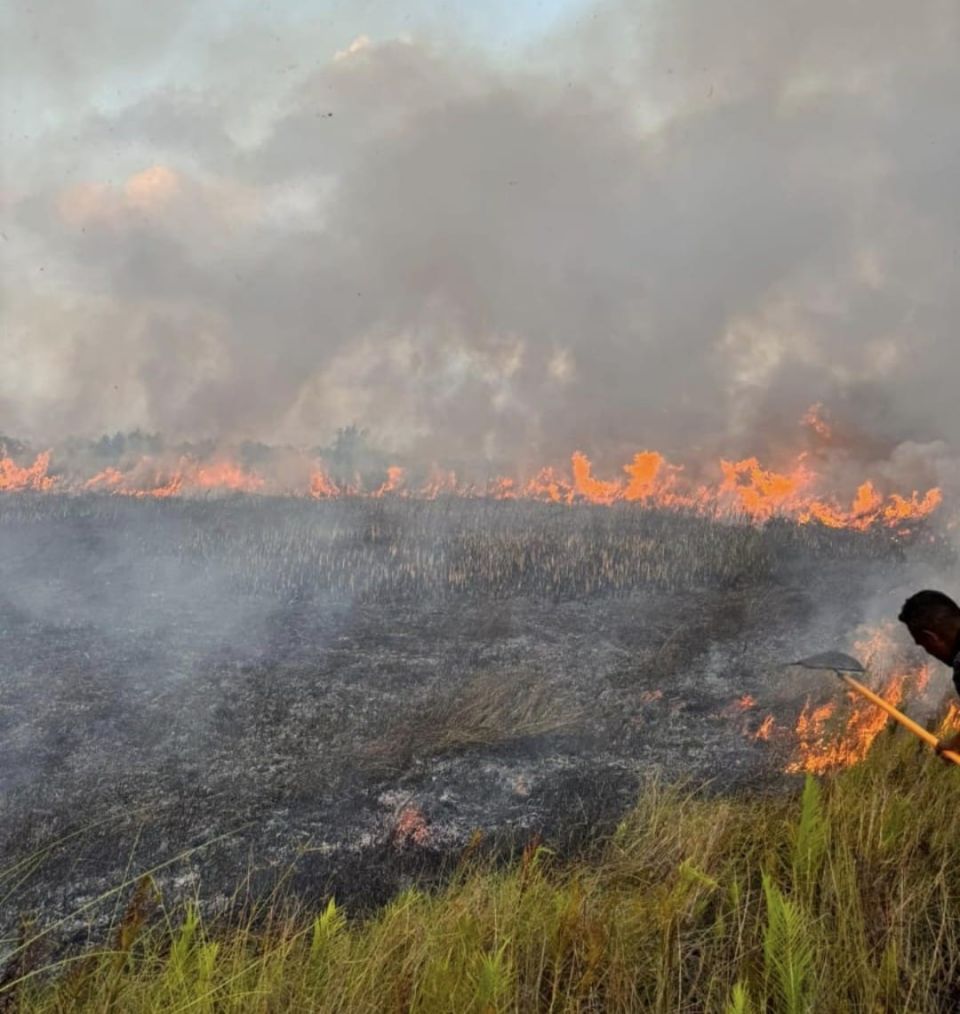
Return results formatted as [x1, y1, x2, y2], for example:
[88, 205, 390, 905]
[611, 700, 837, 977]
[2, 0, 959, 484]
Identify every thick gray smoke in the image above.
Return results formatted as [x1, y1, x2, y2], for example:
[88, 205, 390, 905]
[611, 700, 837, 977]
[2, 0, 959, 487]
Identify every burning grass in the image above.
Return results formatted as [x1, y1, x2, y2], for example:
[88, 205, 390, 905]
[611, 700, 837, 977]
[3, 714, 959, 1013]
[0, 441, 944, 534]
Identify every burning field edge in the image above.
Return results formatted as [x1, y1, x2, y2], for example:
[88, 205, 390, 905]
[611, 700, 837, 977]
[0, 492, 956, 1001]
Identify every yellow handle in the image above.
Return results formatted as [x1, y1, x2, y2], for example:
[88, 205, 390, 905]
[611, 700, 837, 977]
[839, 673, 960, 767]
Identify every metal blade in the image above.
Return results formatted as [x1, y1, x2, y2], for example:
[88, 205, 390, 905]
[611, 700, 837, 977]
[791, 651, 865, 673]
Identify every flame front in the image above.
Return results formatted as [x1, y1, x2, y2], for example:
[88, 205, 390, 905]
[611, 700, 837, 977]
[83, 457, 265, 497]
[0, 443, 944, 533]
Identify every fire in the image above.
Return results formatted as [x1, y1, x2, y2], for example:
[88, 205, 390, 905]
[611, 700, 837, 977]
[940, 702, 960, 734]
[0, 451, 57, 492]
[0, 445, 944, 532]
[719, 457, 810, 519]
[571, 451, 622, 505]
[84, 467, 126, 492]
[800, 483, 943, 532]
[785, 677, 906, 775]
[374, 466, 406, 496]
[623, 451, 684, 503]
[422, 467, 461, 499]
[82, 457, 264, 497]
[310, 467, 338, 499]
[784, 624, 933, 775]
[190, 460, 265, 494]
[754, 715, 775, 741]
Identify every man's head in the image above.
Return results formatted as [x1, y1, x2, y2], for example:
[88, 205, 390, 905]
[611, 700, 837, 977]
[898, 590, 960, 665]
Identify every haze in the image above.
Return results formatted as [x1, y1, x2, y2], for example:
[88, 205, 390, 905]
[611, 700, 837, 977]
[2, 0, 959, 488]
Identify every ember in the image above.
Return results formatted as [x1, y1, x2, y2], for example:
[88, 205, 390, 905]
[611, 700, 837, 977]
[390, 806, 431, 848]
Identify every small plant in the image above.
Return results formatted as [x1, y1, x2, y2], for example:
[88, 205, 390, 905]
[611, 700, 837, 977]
[762, 873, 817, 1014]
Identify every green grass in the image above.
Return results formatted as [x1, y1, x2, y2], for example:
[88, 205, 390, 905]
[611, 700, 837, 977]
[3, 718, 959, 1012]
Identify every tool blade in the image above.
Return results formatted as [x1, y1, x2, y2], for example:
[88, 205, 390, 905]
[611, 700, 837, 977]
[792, 651, 865, 673]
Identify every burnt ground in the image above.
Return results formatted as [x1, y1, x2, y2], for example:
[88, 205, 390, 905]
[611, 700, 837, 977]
[0, 495, 950, 956]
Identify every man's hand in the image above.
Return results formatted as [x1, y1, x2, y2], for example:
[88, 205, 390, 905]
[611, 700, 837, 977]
[934, 730, 960, 762]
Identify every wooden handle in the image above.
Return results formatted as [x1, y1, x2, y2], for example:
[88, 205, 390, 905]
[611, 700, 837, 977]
[839, 673, 960, 767]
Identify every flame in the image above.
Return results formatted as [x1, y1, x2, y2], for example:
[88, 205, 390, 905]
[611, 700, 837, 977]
[82, 457, 263, 497]
[0, 445, 944, 532]
[374, 466, 406, 496]
[784, 623, 933, 775]
[520, 466, 571, 504]
[719, 456, 813, 519]
[571, 451, 622, 505]
[190, 460, 264, 494]
[940, 702, 960, 734]
[309, 467, 338, 499]
[754, 715, 776, 741]
[0, 451, 58, 492]
[785, 681, 903, 775]
[84, 467, 126, 492]
[422, 468, 461, 500]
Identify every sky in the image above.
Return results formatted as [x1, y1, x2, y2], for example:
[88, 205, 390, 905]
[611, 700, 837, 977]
[2, 0, 959, 488]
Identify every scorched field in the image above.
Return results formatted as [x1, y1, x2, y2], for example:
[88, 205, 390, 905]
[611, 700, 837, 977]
[0, 493, 954, 962]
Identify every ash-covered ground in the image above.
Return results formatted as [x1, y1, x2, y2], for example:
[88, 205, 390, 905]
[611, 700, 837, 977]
[0, 495, 951, 951]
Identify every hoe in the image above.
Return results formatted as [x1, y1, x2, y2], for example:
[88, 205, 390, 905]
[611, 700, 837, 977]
[793, 652, 960, 767]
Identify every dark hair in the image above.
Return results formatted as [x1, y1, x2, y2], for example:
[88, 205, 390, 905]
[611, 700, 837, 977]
[898, 589, 960, 630]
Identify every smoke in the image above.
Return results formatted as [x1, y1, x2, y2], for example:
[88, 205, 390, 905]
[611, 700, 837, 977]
[2, 0, 959, 482]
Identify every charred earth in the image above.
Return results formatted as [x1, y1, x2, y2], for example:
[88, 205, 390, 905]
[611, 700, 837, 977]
[0, 494, 949, 952]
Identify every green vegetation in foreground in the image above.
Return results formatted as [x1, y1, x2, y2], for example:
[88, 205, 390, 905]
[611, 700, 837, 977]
[3, 720, 960, 1013]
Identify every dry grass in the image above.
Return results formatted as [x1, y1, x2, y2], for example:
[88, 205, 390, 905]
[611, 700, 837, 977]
[0, 494, 936, 603]
[363, 670, 583, 773]
[2, 710, 959, 1013]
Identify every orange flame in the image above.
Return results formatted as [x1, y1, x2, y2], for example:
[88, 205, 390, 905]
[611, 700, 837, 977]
[0, 451, 57, 492]
[309, 467, 338, 499]
[785, 678, 906, 775]
[374, 465, 406, 496]
[940, 702, 960, 735]
[571, 451, 622, 505]
[719, 456, 813, 520]
[754, 715, 776, 741]
[81, 457, 263, 497]
[784, 624, 933, 775]
[0, 445, 944, 532]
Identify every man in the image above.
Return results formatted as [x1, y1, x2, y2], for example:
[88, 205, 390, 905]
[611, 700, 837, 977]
[899, 589, 960, 756]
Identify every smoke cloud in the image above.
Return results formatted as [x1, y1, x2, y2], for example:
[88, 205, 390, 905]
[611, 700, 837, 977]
[2, 0, 959, 486]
